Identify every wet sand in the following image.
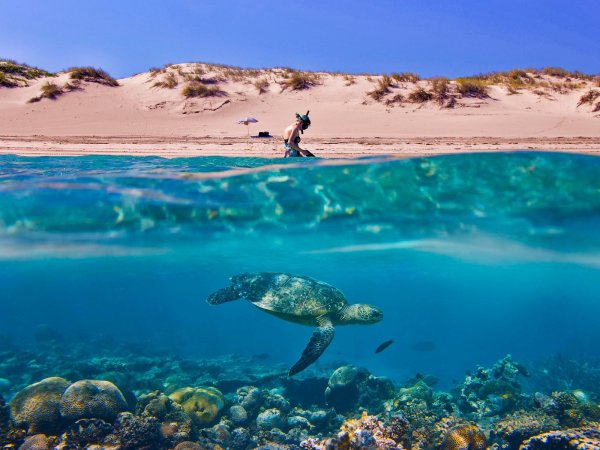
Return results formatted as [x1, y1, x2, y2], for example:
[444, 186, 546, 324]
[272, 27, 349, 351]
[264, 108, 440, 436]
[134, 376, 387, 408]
[1, 135, 599, 158]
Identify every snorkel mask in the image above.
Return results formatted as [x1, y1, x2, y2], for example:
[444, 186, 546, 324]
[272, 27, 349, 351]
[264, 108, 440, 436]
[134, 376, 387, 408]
[296, 110, 311, 133]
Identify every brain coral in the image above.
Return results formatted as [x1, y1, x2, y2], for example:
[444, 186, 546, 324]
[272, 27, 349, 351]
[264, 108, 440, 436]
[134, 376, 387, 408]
[169, 386, 225, 426]
[59, 379, 128, 423]
[10, 377, 70, 434]
[442, 424, 487, 450]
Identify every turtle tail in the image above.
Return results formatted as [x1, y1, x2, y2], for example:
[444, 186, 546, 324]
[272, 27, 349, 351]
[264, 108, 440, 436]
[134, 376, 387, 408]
[207, 286, 241, 305]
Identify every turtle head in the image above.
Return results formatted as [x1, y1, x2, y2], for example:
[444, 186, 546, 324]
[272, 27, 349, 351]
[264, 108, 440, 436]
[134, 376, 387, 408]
[339, 304, 383, 324]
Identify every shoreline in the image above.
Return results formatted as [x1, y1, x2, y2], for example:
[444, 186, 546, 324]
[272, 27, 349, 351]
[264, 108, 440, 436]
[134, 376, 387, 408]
[1, 135, 600, 158]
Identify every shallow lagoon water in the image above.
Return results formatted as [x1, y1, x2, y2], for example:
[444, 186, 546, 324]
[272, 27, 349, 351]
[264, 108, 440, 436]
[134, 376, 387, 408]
[1, 151, 600, 389]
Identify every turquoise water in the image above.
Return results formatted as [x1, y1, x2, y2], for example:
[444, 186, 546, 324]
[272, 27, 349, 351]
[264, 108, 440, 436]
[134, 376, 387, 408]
[1, 152, 600, 387]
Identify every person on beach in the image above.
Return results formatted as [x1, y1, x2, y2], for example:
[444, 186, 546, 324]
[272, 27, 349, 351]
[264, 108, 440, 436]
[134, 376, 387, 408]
[283, 111, 315, 157]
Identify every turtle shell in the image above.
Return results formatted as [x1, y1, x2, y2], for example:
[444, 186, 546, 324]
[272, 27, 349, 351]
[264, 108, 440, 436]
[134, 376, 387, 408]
[232, 272, 347, 318]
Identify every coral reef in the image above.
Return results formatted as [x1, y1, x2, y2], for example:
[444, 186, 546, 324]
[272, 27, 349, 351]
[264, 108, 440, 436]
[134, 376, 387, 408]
[60, 418, 113, 448]
[169, 386, 225, 426]
[136, 391, 193, 445]
[394, 380, 434, 407]
[519, 427, 600, 450]
[9, 377, 70, 434]
[456, 355, 528, 419]
[492, 410, 559, 450]
[59, 379, 128, 423]
[1, 343, 600, 450]
[325, 365, 396, 413]
[325, 365, 368, 412]
[301, 411, 403, 449]
[103, 412, 161, 449]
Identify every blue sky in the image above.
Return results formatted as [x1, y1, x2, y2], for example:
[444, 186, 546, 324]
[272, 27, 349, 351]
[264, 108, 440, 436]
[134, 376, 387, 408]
[1, 0, 599, 79]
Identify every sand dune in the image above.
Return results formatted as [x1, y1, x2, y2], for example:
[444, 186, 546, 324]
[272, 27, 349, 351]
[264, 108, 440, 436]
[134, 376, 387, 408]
[1, 63, 599, 157]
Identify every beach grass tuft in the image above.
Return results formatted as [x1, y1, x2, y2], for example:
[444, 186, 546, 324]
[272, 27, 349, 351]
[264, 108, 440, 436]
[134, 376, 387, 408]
[27, 81, 64, 103]
[63, 81, 81, 91]
[182, 82, 224, 98]
[392, 72, 420, 83]
[343, 75, 356, 86]
[280, 71, 320, 91]
[153, 72, 178, 89]
[541, 67, 571, 78]
[430, 77, 450, 104]
[148, 67, 165, 78]
[69, 67, 119, 86]
[368, 75, 394, 101]
[455, 78, 489, 98]
[407, 87, 433, 103]
[254, 78, 269, 94]
[577, 89, 600, 107]
[384, 93, 404, 106]
[40, 82, 63, 99]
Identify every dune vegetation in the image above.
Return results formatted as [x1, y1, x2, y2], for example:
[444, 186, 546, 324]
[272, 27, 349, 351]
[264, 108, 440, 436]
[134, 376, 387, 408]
[68, 67, 119, 86]
[3, 58, 598, 115]
[0, 59, 53, 87]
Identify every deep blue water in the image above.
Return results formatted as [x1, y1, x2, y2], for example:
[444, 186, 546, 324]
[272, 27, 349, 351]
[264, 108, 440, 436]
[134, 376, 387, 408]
[1, 152, 600, 387]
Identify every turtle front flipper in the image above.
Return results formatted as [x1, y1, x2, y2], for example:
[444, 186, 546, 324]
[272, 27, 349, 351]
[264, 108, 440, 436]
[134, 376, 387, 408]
[289, 316, 334, 376]
[207, 286, 241, 305]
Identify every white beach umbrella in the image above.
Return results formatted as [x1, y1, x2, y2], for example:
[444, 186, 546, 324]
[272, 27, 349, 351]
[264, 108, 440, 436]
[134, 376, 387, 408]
[237, 116, 258, 136]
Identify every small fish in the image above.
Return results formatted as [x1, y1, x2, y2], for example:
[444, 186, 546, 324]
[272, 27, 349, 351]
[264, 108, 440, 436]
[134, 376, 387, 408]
[411, 340, 436, 352]
[375, 339, 395, 354]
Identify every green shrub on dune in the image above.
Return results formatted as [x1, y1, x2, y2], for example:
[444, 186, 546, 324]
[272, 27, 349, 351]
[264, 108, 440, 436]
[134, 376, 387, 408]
[0, 59, 53, 87]
[0, 72, 19, 88]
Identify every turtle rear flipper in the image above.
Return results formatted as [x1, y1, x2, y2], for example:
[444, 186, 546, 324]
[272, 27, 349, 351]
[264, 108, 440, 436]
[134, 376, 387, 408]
[207, 286, 241, 305]
[289, 316, 334, 376]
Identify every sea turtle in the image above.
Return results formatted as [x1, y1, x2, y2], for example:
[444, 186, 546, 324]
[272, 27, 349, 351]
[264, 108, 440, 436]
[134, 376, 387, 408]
[207, 272, 383, 376]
